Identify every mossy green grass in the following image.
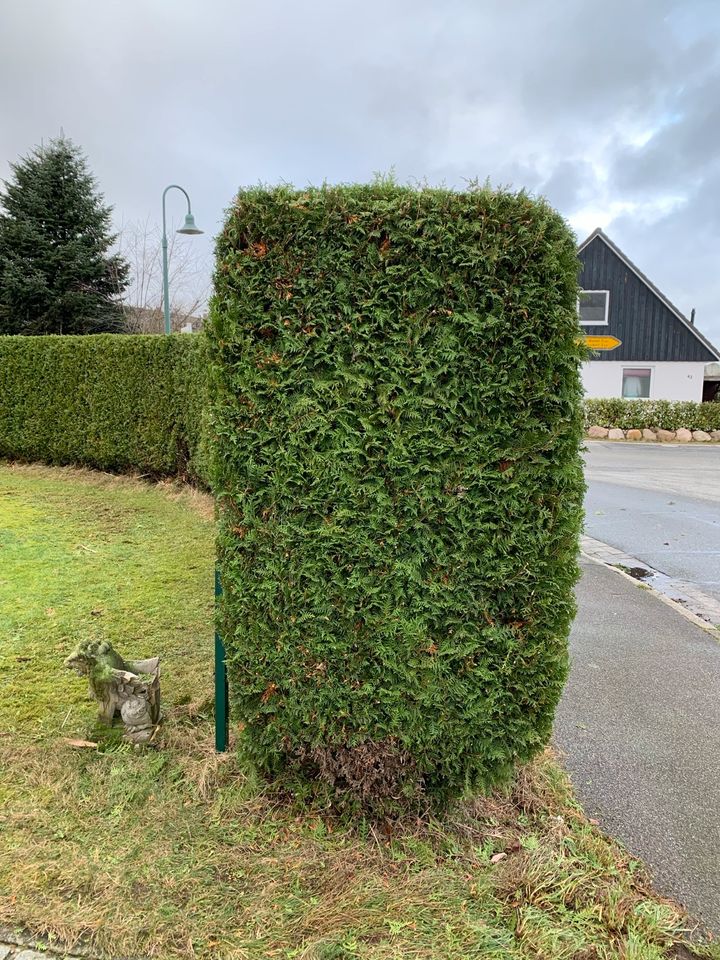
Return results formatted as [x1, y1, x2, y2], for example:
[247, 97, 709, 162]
[0, 463, 715, 960]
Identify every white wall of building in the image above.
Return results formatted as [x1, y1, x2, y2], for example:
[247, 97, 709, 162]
[582, 361, 706, 402]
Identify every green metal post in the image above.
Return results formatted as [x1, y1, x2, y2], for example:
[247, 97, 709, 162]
[161, 228, 171, 335]
[161, 184, 203, 335]
[214, 567, 229, 752]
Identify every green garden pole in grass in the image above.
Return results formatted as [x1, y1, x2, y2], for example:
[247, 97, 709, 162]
[214, 567, 229, 752]
[161, 184, 203, 335]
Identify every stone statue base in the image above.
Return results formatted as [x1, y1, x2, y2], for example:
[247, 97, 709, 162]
[65, 640, 161, 745]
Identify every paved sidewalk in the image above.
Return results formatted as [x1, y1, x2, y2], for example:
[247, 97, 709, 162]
[581, 534, 720, 628]
[556, 559, 720, 933]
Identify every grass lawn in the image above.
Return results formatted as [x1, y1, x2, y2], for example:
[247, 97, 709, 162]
[0, 462, 716, 960]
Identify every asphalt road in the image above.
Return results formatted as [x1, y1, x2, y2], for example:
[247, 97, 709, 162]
[584, 443, 720, 602]
[556, 558, 720, 933]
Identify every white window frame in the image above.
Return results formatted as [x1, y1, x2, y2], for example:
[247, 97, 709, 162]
[621, 365, 653, 399]
[578, 289, 610, 326]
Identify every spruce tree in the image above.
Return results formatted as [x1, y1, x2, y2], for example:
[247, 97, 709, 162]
[0, 137, 130, 334]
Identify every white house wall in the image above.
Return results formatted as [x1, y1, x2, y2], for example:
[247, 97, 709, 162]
[581, 361, 706, 402]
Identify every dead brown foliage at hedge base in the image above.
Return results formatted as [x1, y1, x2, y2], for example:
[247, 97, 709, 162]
[292, 737, 424, 809]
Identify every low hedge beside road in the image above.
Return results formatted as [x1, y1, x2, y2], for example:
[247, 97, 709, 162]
[584, 398, 720, 433]
[0, 334, 210, 481]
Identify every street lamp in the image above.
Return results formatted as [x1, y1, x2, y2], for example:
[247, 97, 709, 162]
[161, 184, 203, 334]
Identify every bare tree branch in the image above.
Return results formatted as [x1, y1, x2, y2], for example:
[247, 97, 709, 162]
[116, 217, 211, 333]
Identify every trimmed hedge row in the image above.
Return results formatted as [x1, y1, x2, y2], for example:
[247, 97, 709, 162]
[209, 182, 585, 808]
[0, 334, 210, 482]
[584, 398, 720, 432]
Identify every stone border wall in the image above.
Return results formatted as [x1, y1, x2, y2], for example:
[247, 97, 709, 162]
[586, 427, 720, 442]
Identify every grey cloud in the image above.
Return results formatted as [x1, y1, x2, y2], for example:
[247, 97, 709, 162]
[608, 165, 720, 340]
[539, 161, 600, 214]
[0, 0, 719, 341]
[614, 104, 720, 199]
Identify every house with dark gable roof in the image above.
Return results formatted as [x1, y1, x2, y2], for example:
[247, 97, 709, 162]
[578, 228, 719, 402]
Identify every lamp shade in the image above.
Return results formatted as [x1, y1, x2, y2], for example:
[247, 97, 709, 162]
[177, 213, 203, 235]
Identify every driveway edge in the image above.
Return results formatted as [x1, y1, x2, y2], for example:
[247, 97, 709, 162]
[581, 535, 720, 638]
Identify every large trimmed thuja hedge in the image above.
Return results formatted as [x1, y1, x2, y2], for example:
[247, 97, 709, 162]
[209, 183, 585, 806]
[0, 334, 209, 480]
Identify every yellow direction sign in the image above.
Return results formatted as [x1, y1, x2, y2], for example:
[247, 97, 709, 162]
[584, 335, 622, 351]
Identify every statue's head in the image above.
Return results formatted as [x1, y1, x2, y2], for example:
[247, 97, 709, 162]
[64, 639, 111, 677]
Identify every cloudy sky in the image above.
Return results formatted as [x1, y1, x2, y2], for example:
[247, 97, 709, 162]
[1, 0, 719, 342]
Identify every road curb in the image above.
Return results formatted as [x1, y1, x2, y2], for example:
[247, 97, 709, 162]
[584, 438, 720, 446]
[580, 536, 720, 639]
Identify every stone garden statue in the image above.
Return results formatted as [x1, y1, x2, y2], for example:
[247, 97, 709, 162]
[65, 639, 161, 745]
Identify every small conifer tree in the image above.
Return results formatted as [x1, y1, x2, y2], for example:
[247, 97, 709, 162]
[0, 137, 129, 334]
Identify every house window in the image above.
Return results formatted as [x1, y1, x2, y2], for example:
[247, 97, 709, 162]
[578, 290, 609, 325]
[622, 368, 651, 398]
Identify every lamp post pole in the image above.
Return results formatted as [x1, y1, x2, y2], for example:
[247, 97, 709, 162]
[161, 184, 203, 335]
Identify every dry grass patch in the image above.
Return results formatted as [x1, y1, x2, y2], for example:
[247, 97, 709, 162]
[0, 462, 717, 959]
[2, 732, 713, 960]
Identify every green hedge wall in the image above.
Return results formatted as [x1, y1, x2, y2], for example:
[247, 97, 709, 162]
[209, 183, 585, 808]
[0, 334, 210, 481]
[584, 398, 720, 432]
